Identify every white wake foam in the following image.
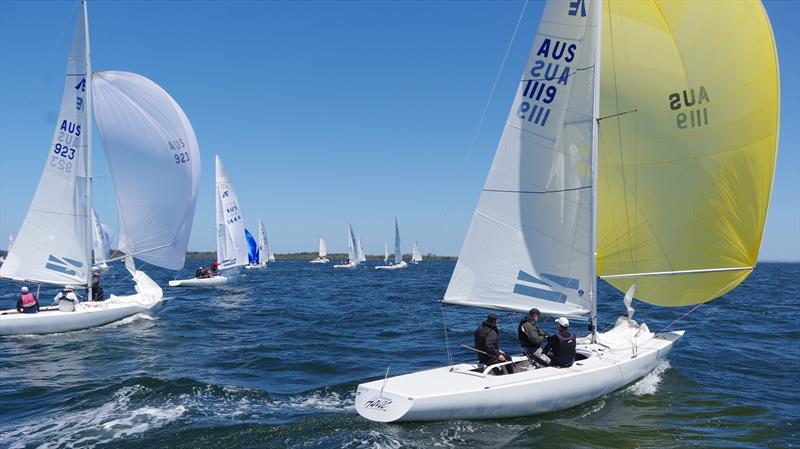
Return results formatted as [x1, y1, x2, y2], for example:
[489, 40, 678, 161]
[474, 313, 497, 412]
[626, 360, 671, 396]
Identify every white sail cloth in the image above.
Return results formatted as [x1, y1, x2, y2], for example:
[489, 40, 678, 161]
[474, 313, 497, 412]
[393, 218, 402, 264]
[347, 224, 358, 264]
[257, 220, 267, 264]
[91, 209, 113, 263]
[444, 0, 598, 318]
[0, 10, 90, 286]
[215, 156, 248, 270]
[92, 71, 200, 270]
[319, 237, 327, 257]
[412, 241, 422, 262]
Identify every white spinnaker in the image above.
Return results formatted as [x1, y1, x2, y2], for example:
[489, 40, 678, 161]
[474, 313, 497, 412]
[393, 218, 402, 264]
[319, 237, 327, 257]
[0, 9, 90, 286]
[412, 241, 422, 262]
[443, 0, 598, 318]
[347, 224, 358, 264]
[91, 209, 112, 263]
[92, 71, 200, 270]
[357, 236, 366, 262]
[258, 220, 267, 265]
[215, 156, 248, 270]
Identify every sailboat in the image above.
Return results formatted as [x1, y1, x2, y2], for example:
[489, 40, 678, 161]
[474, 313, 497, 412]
[0, 1, 201, 336]
[383, 242, 389, 265]
[91, 209, 113, 271]
[245, 219, 268, 269]
[375, 218, 407, 270]
[169, 156, 248, 287]
[356, 0, 778, 422]
[333, 224, 360, 269]
[357, 236, 367, 263]
[411, 241, 422, 264]
[310, 236, 329, 264]
[266, 224, 276, 262]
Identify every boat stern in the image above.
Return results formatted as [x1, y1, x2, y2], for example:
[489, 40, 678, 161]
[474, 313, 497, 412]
[355, 382, 414, 423]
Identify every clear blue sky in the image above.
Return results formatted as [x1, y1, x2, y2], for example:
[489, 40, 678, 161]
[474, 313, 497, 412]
[1, 0, 798, 261]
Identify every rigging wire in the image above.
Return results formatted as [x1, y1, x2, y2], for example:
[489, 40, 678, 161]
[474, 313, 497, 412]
[421, 0, 530, 282]
[659, 303, 704, 333]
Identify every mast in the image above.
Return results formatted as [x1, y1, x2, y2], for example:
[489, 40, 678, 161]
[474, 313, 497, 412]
[589, 0, 602, 342]
[83, 0, 94, 301]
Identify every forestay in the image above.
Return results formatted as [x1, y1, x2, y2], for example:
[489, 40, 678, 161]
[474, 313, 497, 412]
[444, 0, 599, 318]
[215, 156, 248, 270]
[93, 71, 200, 270]
[596, 1, 779, 306]
[0, 9, 90, 286]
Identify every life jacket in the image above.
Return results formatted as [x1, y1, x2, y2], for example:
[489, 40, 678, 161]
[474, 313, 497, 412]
[548, 331, 576, 367]
[20, 293, 37, 308]
[517, 318, 543, 349]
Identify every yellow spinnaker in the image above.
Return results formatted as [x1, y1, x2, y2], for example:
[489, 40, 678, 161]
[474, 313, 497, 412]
[597, 0, 779, 306]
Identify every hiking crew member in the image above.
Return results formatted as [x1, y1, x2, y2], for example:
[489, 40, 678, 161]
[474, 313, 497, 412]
[210, 259, 219, 274]
[474, 313, 514, 375]
[518, 308, 548, 357]
[545, 317, 577, 368]
[16, 286, 40, 314]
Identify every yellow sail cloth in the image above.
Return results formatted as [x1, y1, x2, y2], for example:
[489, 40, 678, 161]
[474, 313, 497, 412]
[597, 0, 779, 306]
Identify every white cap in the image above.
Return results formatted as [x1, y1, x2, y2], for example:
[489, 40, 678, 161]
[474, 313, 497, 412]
[64, 285, 74, 291]
[93, 267, 100, 273]
[555, 317, 570, 328]
[20, 286, 29, 293]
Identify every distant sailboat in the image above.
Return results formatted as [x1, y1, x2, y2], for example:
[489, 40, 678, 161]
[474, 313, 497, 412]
[170, 156, 248, 287]
[333, 224, 359, 269]
[266, 224, 276, 262]
[245, 220, 269, 269]
[310, 236, 329, 264]
[357, 236, 366, 263]
[91, 209, 113, 271]
[411, 241, 422, 264]
[376, 218, 407, 270]
[383, 242, 389, 265]
[0, 1, 201, 335]
[357, 0, 779, 422]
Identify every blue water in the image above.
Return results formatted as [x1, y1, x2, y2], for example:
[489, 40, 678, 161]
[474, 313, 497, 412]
[0, 261, 797, 448]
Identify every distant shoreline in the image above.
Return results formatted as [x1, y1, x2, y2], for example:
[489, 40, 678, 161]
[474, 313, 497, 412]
[184, 251, 457, 261]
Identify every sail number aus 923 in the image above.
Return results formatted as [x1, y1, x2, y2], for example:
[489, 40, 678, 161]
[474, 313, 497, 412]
[174, 152, 190, 164]
[53, 143, 75, 160]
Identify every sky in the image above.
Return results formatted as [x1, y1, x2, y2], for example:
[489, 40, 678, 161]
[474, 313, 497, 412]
[0, 0, 798, 261]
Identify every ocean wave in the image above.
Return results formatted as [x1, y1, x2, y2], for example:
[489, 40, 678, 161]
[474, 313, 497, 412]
[626, 360, 671, 396]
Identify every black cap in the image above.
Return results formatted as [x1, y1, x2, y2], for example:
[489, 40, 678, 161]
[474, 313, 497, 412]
[486, 313, 498, 322]
[528, 308, 540, 316]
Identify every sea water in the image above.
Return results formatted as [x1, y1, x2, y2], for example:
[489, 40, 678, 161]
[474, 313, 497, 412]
[0, 261, 797, 448]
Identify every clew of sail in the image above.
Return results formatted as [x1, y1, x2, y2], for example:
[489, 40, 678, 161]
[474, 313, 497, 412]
[0, 8, 91, 286]
[443, 0, 599, 318]
[214, 156, 248, 271]
[596, 1, 779, 306]
[92, 71, 200, 270]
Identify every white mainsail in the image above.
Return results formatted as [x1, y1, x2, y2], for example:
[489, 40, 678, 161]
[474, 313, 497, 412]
[319, 237, 327, 258]
[443, 0, 598, 319]
[91, 209, 113, 264]
[357, 236, 366, 262]
[412, 241, 422, 263]
[384, 242, 389, 263]
[215, 156, 248, 271]
[93, 71, 201, 270]
[0, 8, 91, 286]
[393, 218, 402, 265]
[347, 224, 358, 265]
[257, 220, 267, 265]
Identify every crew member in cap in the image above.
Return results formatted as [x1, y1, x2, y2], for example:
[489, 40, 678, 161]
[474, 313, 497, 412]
[54, 285, 80, 312]
[518, 308, 548, 358]
[545, 317, 577, 368]
[16, 286, 40, 314]
[91, 267, 104, 301]
[474, 313, 514, 375]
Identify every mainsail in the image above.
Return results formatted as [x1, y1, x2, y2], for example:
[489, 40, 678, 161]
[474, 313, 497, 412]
[596, 1, 779, 306]
[0, 7, 91, 285]
[444, 0, 599, 318]
[93, 71, 201, 270]
[347, 224, 358, 265]
[319, 237, 328, 258]
[258, 220, 267, 264]
[393, 218, 402, 265]
[214, 156, 248, 270]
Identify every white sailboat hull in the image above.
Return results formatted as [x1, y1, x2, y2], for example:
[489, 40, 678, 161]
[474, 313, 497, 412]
[356, 320, 683, 422]
[333, 262, 358, 269]
[310, 258, 329, 264]
[244, 263, 267, 270]
[168, 275, 228, 287]
[375, 261, 408, 270]
[0, 294, 165, 336]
